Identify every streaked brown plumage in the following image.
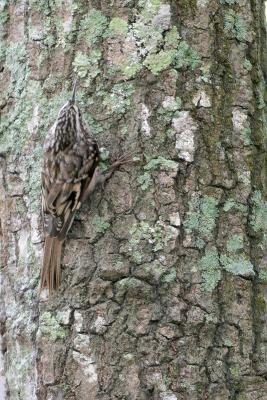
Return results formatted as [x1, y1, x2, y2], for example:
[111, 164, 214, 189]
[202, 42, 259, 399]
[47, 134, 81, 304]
[40, 82, 99, 293]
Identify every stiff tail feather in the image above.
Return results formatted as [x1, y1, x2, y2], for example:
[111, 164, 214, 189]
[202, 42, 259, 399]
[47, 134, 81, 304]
[40, 237, 63, 293]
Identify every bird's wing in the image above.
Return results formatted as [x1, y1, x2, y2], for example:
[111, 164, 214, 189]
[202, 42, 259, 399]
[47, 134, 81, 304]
[42, 141, 99, 240]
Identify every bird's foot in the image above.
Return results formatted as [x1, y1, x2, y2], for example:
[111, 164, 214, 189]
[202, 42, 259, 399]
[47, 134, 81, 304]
[103, 151, 135, 182]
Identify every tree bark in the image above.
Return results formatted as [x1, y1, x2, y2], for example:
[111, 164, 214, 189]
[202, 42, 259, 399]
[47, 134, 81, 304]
[0, 0, 267, 399]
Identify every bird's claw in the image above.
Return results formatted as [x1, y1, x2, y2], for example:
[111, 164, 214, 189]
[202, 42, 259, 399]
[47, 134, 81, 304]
[103, 151, 136, 183]
[110, 151, 135, 169]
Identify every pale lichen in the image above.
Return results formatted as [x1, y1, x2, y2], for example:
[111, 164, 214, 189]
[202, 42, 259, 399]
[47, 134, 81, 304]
[107, 17, 128, 37]
[220, 255, 254, 277]
[223, 198, 247, 213]
[137, 173, 153, 191]
[224, 10, 247, 41]
[144, 49, 176, 75]
[158, 96, 182, 124]
[226, 234, 244, 252]
[103, 83, 134, 116]
[250, 191, 267, 233]
[172, 111, 198, 162]
[232, 108, 251, 145]
[73, 50, 102, 87]
[39, 312, 67, 340]
[192, 91, 211, 108]
[128, 220, 178, 261]
[92, 216, 110, 234]
[197, 247, 221, 292]
[144, 156, 178, 171]
[140, 103, 151, 137]
[184, 195, 219, 246]
[174, 40, 200, 70]
[78, 9, 108, 46]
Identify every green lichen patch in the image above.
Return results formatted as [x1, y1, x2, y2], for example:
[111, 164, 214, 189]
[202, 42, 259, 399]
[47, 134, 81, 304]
[162, 96, 182, 112]
[144, 155, 178, 171]
[240, 127, 252, 146]
[224, 338, 234, 347]
[39, 312, 67, 340]
[132, 251, 143, 264]
[200, 63, 212, 83]
[164, 26, 180, 49]
[78, 9, 108, 47]
[5, 41, 28, 97]
[131, 2, 200, 75]
[107, 17, 128, 37]
[226, 234, 244, 252]
[92, 216, 110, 234]
[100, 6, 200, 78]
[84, 113, 104, 136]
[122, 62, 143, 79]
[105, 24, 142, 79]
[54, 12, 76, 52]
[138, 0, 162, 10]
[0, 65, 43, 155]
[184, 195, 219, 243]
[137, 156, 177, 192]
[174, 40, 201, 70]
[137, 173, 153, 191]
[224, 10, 247, 42]
[255, 82, 265, 110]
[24, 144, 43, 213]
[143, 35, 200, 75]
[250, 191, 267, 233]
[157, 96, 182, 124]
[103, 83, 135, 116]
[144, 49, 176, 75]
[197, 246, 254, 291]
[197, 247, 221, 292]
[243, 59, 252, 71]
[129, 220, 176, 260]
[0, 97, 32, 153]
[220, 254, 254, 276]
[0, 9, 8, 61]
[132, 0, 164, 53]
[258, 269, 267, 282]
[236, 395, 249, 400]
[223, 198, 247, 213]
[73, 50, 102, 86]
[0, 8, 8, 25]
[73, 53, 90, 76]
[229, 367, 240, 380]
[220, 0, 239, 4]
[161, 267, 177, 283]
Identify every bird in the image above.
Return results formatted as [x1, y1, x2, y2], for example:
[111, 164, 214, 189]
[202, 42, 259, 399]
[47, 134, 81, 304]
[40, 80, 101, 293]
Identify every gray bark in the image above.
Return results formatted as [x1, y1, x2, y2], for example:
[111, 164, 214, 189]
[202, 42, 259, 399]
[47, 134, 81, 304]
[0, 0, 267, 399]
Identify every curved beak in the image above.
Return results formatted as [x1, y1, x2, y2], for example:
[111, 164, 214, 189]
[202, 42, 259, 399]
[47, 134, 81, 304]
[71, 79, 77, 103]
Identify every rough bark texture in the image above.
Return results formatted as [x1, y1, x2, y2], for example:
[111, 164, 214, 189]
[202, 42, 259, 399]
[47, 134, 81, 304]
[1, 0, 267, 399]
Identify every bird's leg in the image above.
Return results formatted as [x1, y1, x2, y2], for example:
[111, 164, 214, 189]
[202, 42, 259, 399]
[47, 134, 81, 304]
[81, 152, 134, 202]
[102, 152, 134, 182]
[80, 167, 102, 202]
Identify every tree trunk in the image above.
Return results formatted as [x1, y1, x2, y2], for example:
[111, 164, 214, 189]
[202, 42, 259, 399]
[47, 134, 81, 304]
[0, 0, 267, 399]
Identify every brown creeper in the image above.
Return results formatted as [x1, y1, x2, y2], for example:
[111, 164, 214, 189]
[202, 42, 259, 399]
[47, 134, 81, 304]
[40, 81, 101, 293]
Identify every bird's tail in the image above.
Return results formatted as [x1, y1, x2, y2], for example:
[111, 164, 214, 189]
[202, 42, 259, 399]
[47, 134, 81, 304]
[40, 236, 63, 293]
